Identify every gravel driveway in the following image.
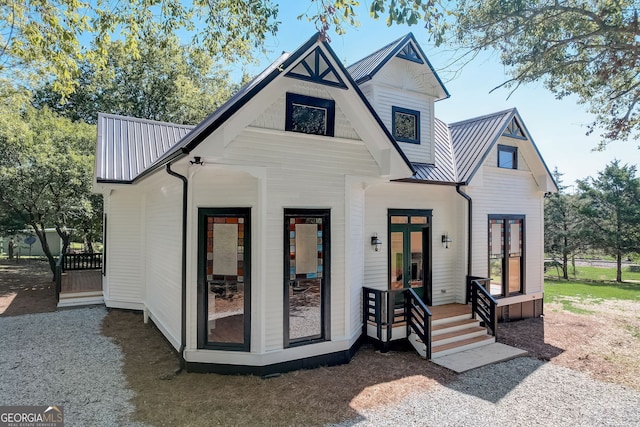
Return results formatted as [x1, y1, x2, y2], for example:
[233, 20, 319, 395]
[0, 307, 147, 426]
[335, 356, 640, 426]
[2, 307, 640, 427]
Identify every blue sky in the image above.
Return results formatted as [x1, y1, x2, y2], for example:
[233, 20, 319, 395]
[241, 4, 638, 188]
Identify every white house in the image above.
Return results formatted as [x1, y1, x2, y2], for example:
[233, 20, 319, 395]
[94, 33, 557, 375]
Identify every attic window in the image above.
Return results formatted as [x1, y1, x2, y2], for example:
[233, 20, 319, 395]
[285, 93, 335, 137]
[498, 145, 518, 169]
[392, 106, 420, 144]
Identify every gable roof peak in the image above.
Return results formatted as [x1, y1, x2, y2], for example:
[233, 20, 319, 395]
[346, 32, 449, 100]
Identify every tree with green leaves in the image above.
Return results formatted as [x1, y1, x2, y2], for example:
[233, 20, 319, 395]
[0, 0, 279, 98]
[32, 33, 240, 125]
[544, 168, 584, 279]
[0, 88, 95, 276]
[577, 160, 640, 282]
[320, 1, 640, 147]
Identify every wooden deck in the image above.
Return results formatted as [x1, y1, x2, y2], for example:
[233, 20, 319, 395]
[60, 270, 102, 294]
[429, 303, 471, 321]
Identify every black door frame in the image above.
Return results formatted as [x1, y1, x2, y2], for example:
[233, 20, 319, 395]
[283, 208, 331, 348]
[388, 209, 433, 305]
[197, 207, 251, 351]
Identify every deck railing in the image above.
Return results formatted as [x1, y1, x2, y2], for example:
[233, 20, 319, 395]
[62, 253, 103, 271]
[54, 255, 64, 302]
[363, 287, 432, 354]
[469, 278, 498, 338]
[404, 288, 432, 359]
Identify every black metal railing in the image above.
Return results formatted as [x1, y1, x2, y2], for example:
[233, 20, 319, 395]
[404, 288, 432, 359]
[62, 253, 103, 271]
[466, 275, 491, 303]
[363, 287, 432, 356]
[469, 278, 498, 338]
[363, 287, 406, 345]
[54, 255, 64, 302]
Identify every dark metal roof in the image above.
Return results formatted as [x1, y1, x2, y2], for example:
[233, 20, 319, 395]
[450, 109, 514, 184]
[95, 113, 194, 182]
[96, 33, 415, 184]
[406, 118, 457, 184]
[346, 32, 449, 100]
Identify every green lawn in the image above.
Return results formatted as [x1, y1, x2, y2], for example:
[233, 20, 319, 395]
[545, 279, 640, 314]
[546, 265, 640, 282]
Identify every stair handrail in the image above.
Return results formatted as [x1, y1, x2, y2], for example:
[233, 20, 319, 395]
[404, 288, 432, 359]
[470, 278, 498, 338]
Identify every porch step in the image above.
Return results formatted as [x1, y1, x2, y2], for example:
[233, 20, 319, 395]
[431, 334, 496, 359]
[431, 326, 488, 346]
[432, 318, 480, 336]
[431, 312, 472, 326]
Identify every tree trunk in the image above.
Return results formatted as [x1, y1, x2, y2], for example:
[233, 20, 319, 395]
[31, 222, 57, 279]
[617, 252, 623, 282]
[55, 225, 71, 256]
[562, 252, 569, 280]
[84, 235, 95, 254]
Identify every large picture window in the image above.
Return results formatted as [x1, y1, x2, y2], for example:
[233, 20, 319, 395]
[284, 209, 330, 347]
[285, 93, 335, 137]
[197, 208, 251, 351]
[392, 106, 420, 144]
[488, 215, 524, 297]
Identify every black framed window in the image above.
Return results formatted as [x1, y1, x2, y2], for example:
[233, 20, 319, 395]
[497, 145, 518, 169]
[392, 106, 420, 144]
[284, 209, 331, 347]
[197, 208, 251, 351]
[488, 215, 525, 297]
[285, 93, 335, 137]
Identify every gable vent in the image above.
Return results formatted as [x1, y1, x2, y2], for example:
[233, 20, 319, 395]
[395, 42, 424, 64]
[503, 118, 526, 139]
[286, 47, 347, 89]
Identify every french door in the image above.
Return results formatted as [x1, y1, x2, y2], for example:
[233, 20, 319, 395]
[388, 209, 432, 305]
[197, 208, 251, 351]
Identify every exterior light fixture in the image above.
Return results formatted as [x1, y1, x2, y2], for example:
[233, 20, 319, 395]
[371, 233, 382, 252]
[190, 156, 204, 165]
[441, 233, 452, 249]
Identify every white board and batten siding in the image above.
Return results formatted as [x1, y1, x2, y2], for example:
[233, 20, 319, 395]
[104, 188, 145, 309]
[466, 143, 545, 297]
[364, 182, 467, 306]
[139, 171, 184, 350]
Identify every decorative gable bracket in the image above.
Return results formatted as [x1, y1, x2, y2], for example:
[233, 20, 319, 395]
[286, 46, 348, 89]
[503, 117, 526, 139]
[395, 42, 424, 64]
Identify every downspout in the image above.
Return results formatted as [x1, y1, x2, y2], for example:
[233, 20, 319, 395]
[456, 184, 472, 279]
[166, 163, 188, 372]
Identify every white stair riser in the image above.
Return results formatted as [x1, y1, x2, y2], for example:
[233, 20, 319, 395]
[431, 313, 472, 326]
[432, 320, 481, 336]
[432, 337, 496, 359]
[408, 333, 427, 359]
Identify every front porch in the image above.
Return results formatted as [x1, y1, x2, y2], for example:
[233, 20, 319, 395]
[363, 277, 499, 360]
[55, 253, 104, 307]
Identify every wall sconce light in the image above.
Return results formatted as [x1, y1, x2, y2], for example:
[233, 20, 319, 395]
[190, 156, 204, 165]
[371, 233, 382, 252]
[441, 233, 452, 249]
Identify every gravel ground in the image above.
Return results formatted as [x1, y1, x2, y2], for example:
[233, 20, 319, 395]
[334, 356, 640, 426]
[0, 307, 147, 427]
[3, 307, 640, 426]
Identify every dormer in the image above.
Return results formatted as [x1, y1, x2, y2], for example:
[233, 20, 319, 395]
[347, 33, 449, 165]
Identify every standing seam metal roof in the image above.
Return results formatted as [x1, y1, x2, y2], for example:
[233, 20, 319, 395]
[95, 113, 194, 182]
